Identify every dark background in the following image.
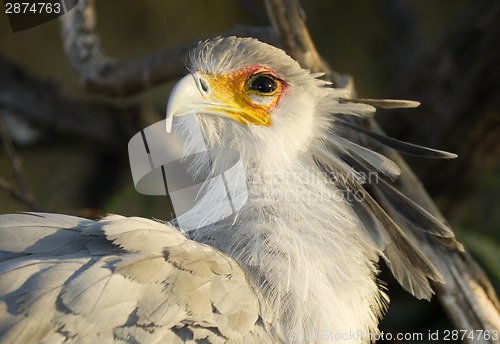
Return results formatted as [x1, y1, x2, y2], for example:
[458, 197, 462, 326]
[0, 1, 498, 343]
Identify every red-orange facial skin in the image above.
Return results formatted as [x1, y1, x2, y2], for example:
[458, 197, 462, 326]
[203, 66, 289, 127]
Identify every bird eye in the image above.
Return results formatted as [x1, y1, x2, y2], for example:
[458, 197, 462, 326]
[247, 74, 278, 95]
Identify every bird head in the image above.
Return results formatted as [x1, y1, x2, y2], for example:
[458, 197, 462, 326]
[166, 37, 338, 166]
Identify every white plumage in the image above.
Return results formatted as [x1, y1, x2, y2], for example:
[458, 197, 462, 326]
[0, 37, 460, 343]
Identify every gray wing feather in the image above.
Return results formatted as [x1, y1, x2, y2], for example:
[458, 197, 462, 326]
[0, 213, 275, 344]
[0, 213, 94, 255]
[334, 118, 458, 159]
[339, 151, 460, 244]
[325, 131, 401, 180]
[313, 144, 447, 300]
[340, 98, 421, 109]
[315, 108, 462, 299]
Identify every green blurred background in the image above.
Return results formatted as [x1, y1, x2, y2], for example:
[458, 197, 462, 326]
[0, 1, 498, 343]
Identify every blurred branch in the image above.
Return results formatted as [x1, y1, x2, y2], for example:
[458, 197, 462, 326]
[0, 121, 44, 211]
[263, 0, 500, 342]
[264, 0, 326, 73]
[0, 54, 137, 151]
[0, 121, 33, 199]
[264, 0, 351, 90]
[60, 0, 276, 97]
[0, 177, 43, 211]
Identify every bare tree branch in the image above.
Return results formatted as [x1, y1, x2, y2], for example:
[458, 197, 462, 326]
[0, 121, 44, 211]
[0, 121, 33, 199]
[60, 0, 276, 97]
[0, 54, 137, 151]
[0, 176, 44, 211]
[263, 0, 500, 342]
[264, 0, 352, 90]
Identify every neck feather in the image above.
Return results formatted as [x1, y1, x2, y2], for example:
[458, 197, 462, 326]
[190, 152, 385, 343]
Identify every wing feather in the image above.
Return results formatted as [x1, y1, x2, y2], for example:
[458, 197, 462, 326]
[313, 142, 447, 300]
[0, 213, 94, 254]
[324, 131, 401, 180]
[334, 118, 458, 159]
[340, 98, 421, 109]
[0, 213, 274, 343]
[342, 152, 457, 239]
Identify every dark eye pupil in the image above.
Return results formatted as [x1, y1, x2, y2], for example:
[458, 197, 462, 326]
[249, 76, 277, 93]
